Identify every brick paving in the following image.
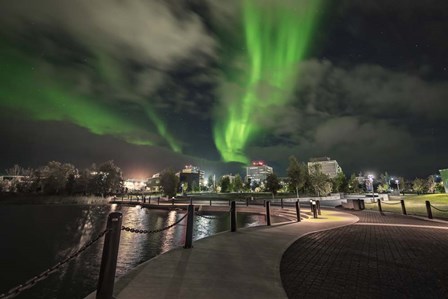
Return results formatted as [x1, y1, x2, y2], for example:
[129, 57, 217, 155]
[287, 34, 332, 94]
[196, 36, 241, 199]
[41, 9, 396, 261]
[280, 210, 448, 298]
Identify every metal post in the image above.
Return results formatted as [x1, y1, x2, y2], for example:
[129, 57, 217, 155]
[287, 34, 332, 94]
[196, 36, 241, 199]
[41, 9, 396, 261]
[312, 201, 317, 219]
[425, 201, 433, 219]
[231, 201, 237, 232]
[157, 197, 160, 205]
[281, 198, 284, 209]
[210, 198, 212, 206]
[378, 200, 383, 213]
[184, 205, 194, 248]
[400, 199, 407, 215]
[172, 197, 174, 206]
[96, 212, 123, 299]
[266, 201, 271, 226]
[295, 201, 301, 222]
[246, 198, 249, 207]
[316, 200, 321, 215]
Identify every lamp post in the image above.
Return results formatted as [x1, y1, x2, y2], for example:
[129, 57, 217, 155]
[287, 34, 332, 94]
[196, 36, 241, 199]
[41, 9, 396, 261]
[368, 174, 375, 202]
[395, 179, 400, 196]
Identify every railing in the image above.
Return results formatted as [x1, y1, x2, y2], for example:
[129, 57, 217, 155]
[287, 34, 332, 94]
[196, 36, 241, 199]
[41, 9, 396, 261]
[364, 199, 448, 219]
[0, 200, 308, 299]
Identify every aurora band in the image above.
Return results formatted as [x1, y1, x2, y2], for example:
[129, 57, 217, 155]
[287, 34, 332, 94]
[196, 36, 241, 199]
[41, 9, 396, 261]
[213, 0, 324, 164]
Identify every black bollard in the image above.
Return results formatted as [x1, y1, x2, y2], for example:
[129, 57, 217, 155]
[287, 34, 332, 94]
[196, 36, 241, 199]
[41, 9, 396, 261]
[184, 205, 194, 248]
[425, 201, 433, 219]
[96, 212, 123, 299]
[266, 201, 271, 226]
[172, 197, 175, 206]
[246, 198, 249, 207]
[378, 200, 383, 213]
[401, 199, 407, 215]
[231, 201, 237, 232]
[316, 200, 321, 215]
[295, 201, 301, 222]
[281, 198, 284, 209]
[312, 201, 318, 219]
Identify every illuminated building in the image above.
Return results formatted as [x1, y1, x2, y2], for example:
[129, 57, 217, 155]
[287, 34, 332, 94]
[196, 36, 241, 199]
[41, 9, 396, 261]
[123, 178, 147, 191]
[146, 173, 161, 193]
[178, 165, 204, 192]
[308, 157, 343, 179]
[246, 161, 273, 184]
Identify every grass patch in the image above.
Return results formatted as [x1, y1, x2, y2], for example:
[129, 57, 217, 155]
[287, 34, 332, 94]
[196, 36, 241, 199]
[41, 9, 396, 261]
[364, 193, 448, 219]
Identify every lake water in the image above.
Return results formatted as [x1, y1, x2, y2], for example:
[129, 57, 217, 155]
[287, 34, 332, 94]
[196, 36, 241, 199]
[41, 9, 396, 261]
[0, 204, 274, 299]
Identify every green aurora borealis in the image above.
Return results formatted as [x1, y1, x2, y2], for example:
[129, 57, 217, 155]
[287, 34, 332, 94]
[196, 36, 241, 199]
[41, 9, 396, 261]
[213, 0, 323, 164]
[0, 0, 323, 165]
[0, 42, 181, 151]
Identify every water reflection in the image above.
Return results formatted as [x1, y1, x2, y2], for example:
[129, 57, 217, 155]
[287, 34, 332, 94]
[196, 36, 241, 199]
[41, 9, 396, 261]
[0, 205, 278, 299]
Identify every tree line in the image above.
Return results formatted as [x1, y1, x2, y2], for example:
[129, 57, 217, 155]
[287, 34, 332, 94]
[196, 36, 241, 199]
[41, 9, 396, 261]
[1, 161, 123, 197]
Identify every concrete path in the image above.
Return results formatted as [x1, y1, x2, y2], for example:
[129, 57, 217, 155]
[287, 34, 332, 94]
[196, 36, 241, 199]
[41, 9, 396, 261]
[87, 209, 358, 299]
[281, 210, 448, 298]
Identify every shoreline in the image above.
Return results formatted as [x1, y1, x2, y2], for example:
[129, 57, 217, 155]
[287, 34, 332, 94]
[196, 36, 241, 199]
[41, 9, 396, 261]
[0, 194, 111, 205]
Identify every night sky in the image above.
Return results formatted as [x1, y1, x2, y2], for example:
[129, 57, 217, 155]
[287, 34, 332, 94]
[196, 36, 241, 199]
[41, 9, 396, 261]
[1, 0, 447, 179]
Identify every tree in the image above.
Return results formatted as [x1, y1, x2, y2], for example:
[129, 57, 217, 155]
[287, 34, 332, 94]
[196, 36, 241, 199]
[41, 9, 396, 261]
[207, 175, 214, 191]
[90, 161, 123, 197]
[220, 176, 230, 193]
[412, 178, 426, 195]
[160, 170, 179, 198]
[426, 175, 437, 193]
[309, 164, 332, 196]
[332, 172, 348, 193]
[377, 183, 390, 193]
[348, 174, 362, 193]
[287, 156, 307, 198]
[265, 173, 281, 198]
[40, 161, 77, 195]
[233, 174, 243, 193]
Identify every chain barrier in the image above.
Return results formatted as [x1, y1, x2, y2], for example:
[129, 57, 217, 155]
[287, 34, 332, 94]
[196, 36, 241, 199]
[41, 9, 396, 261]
[0, 229, 109, 299]
[381, 201, 401, 205]
[430, 204, 448, 213]
[122, 212, 188, 234]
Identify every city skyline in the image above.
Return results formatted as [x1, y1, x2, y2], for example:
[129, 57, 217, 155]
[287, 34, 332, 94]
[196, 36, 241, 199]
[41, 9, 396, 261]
[1, 0, 447, 178]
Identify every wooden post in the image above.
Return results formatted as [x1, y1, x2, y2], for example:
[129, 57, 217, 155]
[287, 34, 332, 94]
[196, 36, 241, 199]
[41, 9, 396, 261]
[401, 199, 407, 215]
[425, 201, 433, 219]
[295, 201, 301, 222]
[266, 201, 271, 226]
[230, 201, 237, 232]
[184, 205, 194, 248]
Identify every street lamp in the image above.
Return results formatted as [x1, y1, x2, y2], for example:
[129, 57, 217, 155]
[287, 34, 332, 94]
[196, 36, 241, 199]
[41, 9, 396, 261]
[395, 179, 400, 195]
[367, 174, 375, 201]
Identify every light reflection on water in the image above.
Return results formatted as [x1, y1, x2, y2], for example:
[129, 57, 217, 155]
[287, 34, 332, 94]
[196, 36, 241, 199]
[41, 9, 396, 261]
[0, 204, 275, 299]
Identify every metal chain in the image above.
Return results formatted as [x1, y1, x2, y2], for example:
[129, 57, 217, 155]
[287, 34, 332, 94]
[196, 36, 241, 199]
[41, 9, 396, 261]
[122, 212, 188, 234]
[430, 204, 448, 213]
[0, 229, 109, 299]
[381, 201, 401, 205]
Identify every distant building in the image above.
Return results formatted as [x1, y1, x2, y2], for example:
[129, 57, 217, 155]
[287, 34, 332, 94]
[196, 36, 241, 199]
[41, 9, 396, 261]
[178, 165, 204, 192]
[123, 178, 147, 191]
[440, 169, 448, 193]
[146, 173, 161, 193]
[308, 157, 342, 178]
[246, 161, 273, 184]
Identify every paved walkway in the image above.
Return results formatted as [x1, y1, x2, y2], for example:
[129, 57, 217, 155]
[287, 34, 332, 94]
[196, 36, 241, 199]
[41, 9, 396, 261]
[281, 210, 448, 298]
[86, 209, 358, 299]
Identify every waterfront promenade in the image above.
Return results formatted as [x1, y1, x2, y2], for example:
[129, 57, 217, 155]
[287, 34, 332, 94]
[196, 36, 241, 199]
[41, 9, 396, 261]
[86, 206, 448, 299]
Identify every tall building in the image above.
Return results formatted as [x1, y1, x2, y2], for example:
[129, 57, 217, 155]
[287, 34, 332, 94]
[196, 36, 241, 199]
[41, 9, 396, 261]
[308, 157, 342, 179]
[178, 165, 204, 192]
[246, 161, 273, 184]
[146, 173, 161, 192]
